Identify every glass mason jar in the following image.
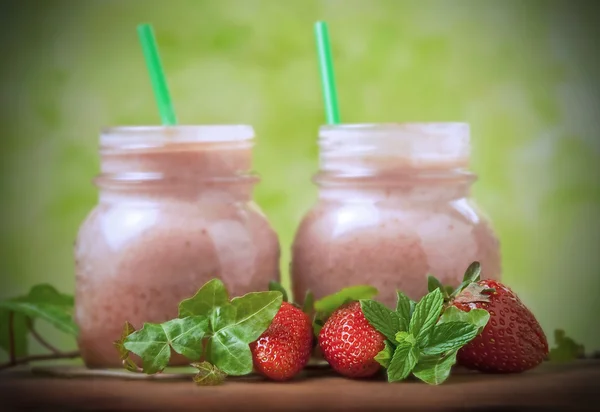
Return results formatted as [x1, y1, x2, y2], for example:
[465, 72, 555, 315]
[291, 123, 501, 308]
[74, 126, 280, 368]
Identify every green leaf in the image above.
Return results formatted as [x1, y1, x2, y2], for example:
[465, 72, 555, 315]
[438, 307, 490, 334]
[123, 323, 171, 374]
[0, 284, 77, 336]
[395, 331, 416, 346]
[191, 361, 227, 386]
[427, 276, 444, 294]
[178, 279, 229, 318]
[387, 341, 418, 382]
[360, 300, 402, 342]
[207, 291, 282, 376]
[549, 329, 586, 363]
[449, 261, 482, 298]
[163, 317, 209, 360]
[209, 329, 253, 376]
[413, 350, 458, 385]
[226, 291, 283, 343]
[395, 291, 414, 331]
[375, 340, 394, 368]
[312, 317, 325, 336]
[408, 289, 444, 346]
[314, 285, 378, 317]
[302, 290, 314, 315]
[0, 309, 28, 357]
[268, 281, 288, 303]
[421, 322, 479, 355]
[124, 316, 208, 374]
[113, 321, 136, 360]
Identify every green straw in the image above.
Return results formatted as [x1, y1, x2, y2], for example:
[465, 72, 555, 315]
[137, 24, 177, 125]
[314, 21, 340, 125]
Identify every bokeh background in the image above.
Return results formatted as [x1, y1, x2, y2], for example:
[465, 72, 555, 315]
[1, 0, 599, 359]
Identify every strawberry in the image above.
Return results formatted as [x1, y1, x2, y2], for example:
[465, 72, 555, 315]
[450, 278, 549, 373]
[249, 301, 313, 381]
[318, 301, 386, 378]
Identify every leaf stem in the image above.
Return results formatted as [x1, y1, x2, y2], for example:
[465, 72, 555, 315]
[27, 318, 61, 354]
[8, 311, 16, 366]
[0, 350, 81, 372]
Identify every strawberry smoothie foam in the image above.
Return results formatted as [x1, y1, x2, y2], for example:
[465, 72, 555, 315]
[291, 123, 501, 308]
[74, 126, 280, 368]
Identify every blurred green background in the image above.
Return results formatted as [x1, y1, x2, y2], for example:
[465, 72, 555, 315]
[1, 0, 599, 359]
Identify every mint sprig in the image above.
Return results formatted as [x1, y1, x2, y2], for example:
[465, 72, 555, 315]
[361, 280, 490, 385]
[121, 280, 283, 382]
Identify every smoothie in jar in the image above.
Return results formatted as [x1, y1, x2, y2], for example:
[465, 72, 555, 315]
[75, 126, 280, 368]
[291, 123, 501, 308]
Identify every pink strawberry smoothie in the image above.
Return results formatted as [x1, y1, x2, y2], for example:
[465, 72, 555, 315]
[74, 126, 280, 368]
[291, 123, 501, 308]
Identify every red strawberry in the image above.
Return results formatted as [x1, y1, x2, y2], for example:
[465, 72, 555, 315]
[451, 279, 549, 373]
[318, 301, 386, 378]
[250, 302, 313, 381]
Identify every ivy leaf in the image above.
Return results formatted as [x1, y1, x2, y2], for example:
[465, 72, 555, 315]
[302, 290, 314, 315]
[314, 285, 378, 317]
[208, 291, 282, 376]
[360, 300, 402, 342]
[124, 316, 208, 374]
[395, 291, 415, 331]
[191, 361, 227, 386]
[408, 289, 444, 346]
[375, 340, 394, 368]
[0, 284, 77, 336]
[387, 340, 418, 382]
[268, 281, 288, 303]
[178, 279, 229, 318]
[413, 350, 459, 385]
[421, 322, 479, 355]
[438, 307, 490, 335]
[113, 321, 136, 360]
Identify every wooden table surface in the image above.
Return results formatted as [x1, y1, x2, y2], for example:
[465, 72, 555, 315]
[1, 360, 599, 411]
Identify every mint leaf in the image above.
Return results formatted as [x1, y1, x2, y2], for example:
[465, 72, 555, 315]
[387, 341, 418, 382]
[178, 279, 229, 318]
[438, 307, 490, 334]
[413, 350, 458, 385]
[360, 300, 402, 342]
[549, 329, 586, 363]
[395, 291, 414, 331]
[124, 316, 208, 374]
[421, 322, 479, 355]
[314, 285, 378, 317]
[268, 281, 288, 303]
[0, 284, 77, 336]
[191, 361, 227, 386]
[209, 329, 253, 375]
[395, 331, 417, 346]
[0, 309, 28, 357]
[302, 290, 314, 315]
[375, 341, 394, 368]
[408, 289, 444, 346]
[427, 276, 443, 294]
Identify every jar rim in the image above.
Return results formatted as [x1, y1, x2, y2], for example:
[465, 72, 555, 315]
[100, 125, 254, 148]
[319, 122, 469, 135]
